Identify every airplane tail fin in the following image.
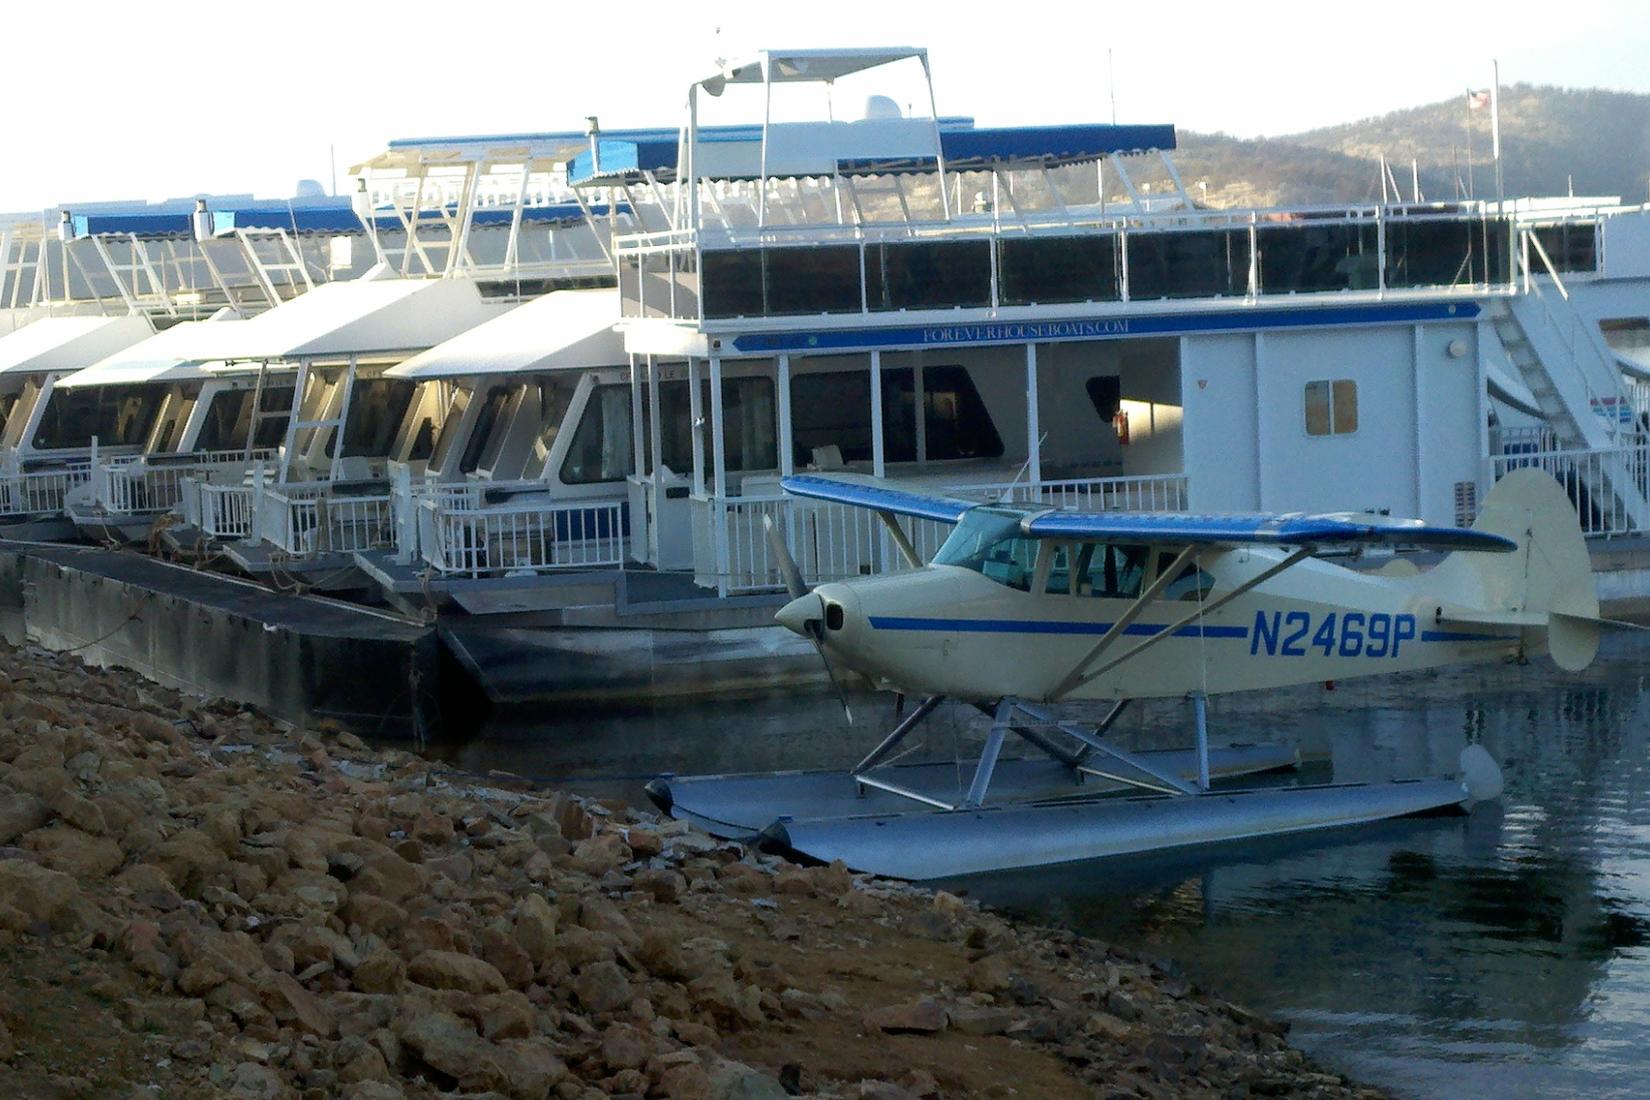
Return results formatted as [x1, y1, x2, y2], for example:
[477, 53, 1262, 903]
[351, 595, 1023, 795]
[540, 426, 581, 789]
[1425, 468, 1600, 671]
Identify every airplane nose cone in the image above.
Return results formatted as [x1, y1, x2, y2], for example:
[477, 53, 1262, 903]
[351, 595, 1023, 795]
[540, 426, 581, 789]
[775, 592, 824, 637]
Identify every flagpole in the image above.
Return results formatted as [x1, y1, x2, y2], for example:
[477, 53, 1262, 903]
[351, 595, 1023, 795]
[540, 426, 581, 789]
[1491, 59, 1504, 208]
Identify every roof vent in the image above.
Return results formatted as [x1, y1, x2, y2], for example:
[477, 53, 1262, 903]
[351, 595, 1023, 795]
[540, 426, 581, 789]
[859, 95, 903, 121]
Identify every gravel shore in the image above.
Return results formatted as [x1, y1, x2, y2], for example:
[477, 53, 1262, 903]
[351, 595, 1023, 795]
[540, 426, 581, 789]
[0, 640, 1388, 1099]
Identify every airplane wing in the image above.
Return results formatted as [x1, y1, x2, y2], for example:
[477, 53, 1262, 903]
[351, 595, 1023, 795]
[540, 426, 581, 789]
[1026, 511, 1517, 553]
[780, 474, 1516, 553]
[781, 474, 977, 523]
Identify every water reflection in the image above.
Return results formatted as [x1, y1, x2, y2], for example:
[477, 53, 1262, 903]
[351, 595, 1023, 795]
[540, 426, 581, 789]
[449, 632, 1650, 1099]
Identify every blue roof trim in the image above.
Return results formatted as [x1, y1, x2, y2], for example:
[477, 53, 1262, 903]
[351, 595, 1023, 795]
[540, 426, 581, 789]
[781, 474, 974, 524]
[729, 300, 1484, 355]
[1024, 511, 1515, 552]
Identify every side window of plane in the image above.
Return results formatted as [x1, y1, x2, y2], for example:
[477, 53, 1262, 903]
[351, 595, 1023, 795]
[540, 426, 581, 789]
[1076, 544, 1147, 599]
[1157, 551, 1216, 600]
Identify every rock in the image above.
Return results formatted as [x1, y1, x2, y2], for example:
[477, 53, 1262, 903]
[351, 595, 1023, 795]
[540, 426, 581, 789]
[495, 1038, 568, 1097]
[343, 1083, 404, 1100]
[257, 972, 336, 1037]
[659, 1061, 712, 1100]
[22, 824, 124, 878]
[0, 792, 51, 844]
[635, 868, 687, 903]
[474, 990, 536, 1040]
[573, 960, 632, 1014]
[332, 1035, 392, 1085]
[546, 794, 594, 841]
[1085, 1011, 1137, 1043]
[408, 950, 508, 995]
[858, 1083, 920, 1100]
[227, 1061, 286, 1099]
[395, 1010, 498, 1088]
[48, 788, 106, 835]
[600, 1023, 650, 1070]
[949, 1004, 1013, 1036]
[480, 924, 535, 989]
[343, 894, 406, 937]
[0, 859, 82, 929]
[571, 833, 631, 877]
[149, 829, 228, 895]
[624, 826, 663, 858]
[965, 955, 1015, 995]
[707, 1059, 789, 1100]
[862, 999, 948, 1035]
[511, 893, 558, 967]
[352, 951, 405, 995]
[425, 851, 473, 885]
[0, 1018, 13, 1061]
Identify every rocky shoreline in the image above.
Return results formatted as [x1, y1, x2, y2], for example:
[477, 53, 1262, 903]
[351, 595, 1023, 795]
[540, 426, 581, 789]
[0, 640, 1387, 1099]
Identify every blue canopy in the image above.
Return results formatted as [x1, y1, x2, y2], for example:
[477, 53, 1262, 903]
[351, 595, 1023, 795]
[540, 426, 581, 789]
[781, 474, 1515, 553]
[839, 124, 1177, 174]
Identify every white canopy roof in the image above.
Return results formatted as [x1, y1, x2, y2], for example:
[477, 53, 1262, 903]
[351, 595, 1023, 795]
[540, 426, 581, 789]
[0, 315, 154, 377]
[386, 289, 622, 380]
[57, 315, 249, 389]
[202, 275, 509, 363]
[707, 48, 926, 88]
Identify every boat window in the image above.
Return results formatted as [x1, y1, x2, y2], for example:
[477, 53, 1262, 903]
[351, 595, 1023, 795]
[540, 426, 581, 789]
[1155, 551, 1216, 601]
[340, 379, 416, 458]
[427, 388, 473, 470]
[1257, 223, 1380, 293]
[460, 386, 513, 475]
[997, 236, 1121, 306]
[195, 389, 249, 452]
[867, 240, 992, 311]
[657, 377, 778, 474]
[765, 246, 862, 315]
[1531, 222, 1598, 273]
[530, 378, 578, 471]
[32, 383, 168, 450]
[0, 393, 18, 438]
[1384, 216, 1509, 288]
[792, 366, 1000, 467]
[932, 507, 1039, 592]
[561, 383, 635, 484]
[1304, 379, 1358, 436]
[1127, 230, 1250, 300]
[1073, 543, 1149, 599]
[253, 386, 295, 449]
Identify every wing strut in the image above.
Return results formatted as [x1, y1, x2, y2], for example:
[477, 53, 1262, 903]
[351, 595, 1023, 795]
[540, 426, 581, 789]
[1054, 547, 1314, 699]
[876, 511, 923, 568]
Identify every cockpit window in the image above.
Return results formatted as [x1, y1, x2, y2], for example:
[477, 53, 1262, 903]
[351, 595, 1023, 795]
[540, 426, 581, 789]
[931, 507, 1039, 591]
[1075, 543, 1149, 598]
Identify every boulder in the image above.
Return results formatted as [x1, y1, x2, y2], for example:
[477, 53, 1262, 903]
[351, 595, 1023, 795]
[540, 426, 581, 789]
[707, 1059, 789, 1100]
[256, 972, 337, 1037]
[22, 824, 124, 878]
[570, 833, 631, 877]
[0, 792, 51, 844]
[48, 788, 106, 835]
[0, 859, 83, 929]
[862, 999, 948, 1035]
[572, 960, 632, 1014]
[352, 952, 406, 995]
[511, 893, 558, 967]
[408, 950, 508, 995]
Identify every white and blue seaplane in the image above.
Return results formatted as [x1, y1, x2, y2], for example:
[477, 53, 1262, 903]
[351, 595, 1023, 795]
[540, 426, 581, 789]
[648, 468, 1605, 879]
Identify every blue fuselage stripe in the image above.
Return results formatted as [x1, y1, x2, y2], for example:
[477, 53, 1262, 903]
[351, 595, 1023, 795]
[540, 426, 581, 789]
[1419, 629, 1517, 643]
[866, 616, 1248, 638]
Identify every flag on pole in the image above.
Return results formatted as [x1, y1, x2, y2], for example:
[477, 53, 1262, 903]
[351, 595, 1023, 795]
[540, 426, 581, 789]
[1467, 90, 1490, 110]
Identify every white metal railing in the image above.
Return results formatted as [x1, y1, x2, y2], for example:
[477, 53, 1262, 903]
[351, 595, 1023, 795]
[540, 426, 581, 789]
[259, 484, 396, 556]
[1490, 442, 1650, 537]
[417, 495, 627, 575]
[704, 472, 1190, 596]
[0, 462, 91, 518]
[1490, 424, 1560, 455]
[191, 482, 256, 540]
[93, 449, 276, 517]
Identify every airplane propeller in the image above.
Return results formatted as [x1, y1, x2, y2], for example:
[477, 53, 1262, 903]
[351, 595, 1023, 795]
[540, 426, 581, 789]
[764, 514, 854, 725]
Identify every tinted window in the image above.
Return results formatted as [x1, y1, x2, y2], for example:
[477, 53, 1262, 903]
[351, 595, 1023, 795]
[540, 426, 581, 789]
[195, 389, 251, 452]
[867, 240, 991, 310]
[658, 377, 777, 474]
[561, 383, 636, 484]
[33, 384, 168, 450]
[1531, 222, 1597, 273]
[253, 386, 295, 449]
[460, 387, 513, 474]
[1257, 223, 1379, 293]
[791, 366, 1001, 467]
[998, 236, 1120, 305]
[1127, 230, 1250, 299]
[1384, 217, 1509, 288]
[931, 507, 1039, 591]
[341, 379, 416, 458]
[766, 246, 861, 315]
[701, 250, 765, 319]
[1305, 379, 1358, 436]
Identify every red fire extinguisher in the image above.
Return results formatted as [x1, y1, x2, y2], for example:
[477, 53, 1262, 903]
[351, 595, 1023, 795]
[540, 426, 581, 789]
[1113, 408, 1130, 445]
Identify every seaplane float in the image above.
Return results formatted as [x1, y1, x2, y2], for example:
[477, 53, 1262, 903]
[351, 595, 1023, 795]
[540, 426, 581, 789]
[647, 468, 1614, 880]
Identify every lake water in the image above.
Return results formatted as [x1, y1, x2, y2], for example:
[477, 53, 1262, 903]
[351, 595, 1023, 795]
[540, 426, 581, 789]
[445, 630, 1650, 1100]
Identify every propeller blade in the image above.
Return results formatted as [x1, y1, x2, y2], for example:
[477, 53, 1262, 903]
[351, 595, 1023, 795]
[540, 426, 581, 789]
[762, 514, 807, 600]
[806, 622, 855, 727]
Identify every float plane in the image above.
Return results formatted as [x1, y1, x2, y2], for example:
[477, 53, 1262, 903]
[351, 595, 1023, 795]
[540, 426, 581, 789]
[649, 469, 1605, 879]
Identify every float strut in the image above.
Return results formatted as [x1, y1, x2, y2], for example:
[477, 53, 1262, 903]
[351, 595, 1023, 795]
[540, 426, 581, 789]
[963, 700, 1013, 808]
[851, 694, 944, 776]
[1191, 691, 1210, 792]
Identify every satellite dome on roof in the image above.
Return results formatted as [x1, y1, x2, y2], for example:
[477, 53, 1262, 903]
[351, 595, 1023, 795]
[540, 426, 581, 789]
[859, 95, 903, 121]
[294, 179, 327, 199]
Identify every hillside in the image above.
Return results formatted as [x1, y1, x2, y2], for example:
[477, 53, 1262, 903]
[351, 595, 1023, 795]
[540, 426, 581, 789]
[1172, 85, 1650, 208]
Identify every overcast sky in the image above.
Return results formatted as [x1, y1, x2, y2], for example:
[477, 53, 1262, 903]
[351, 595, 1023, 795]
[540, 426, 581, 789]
[5, 0, 1646, 214]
